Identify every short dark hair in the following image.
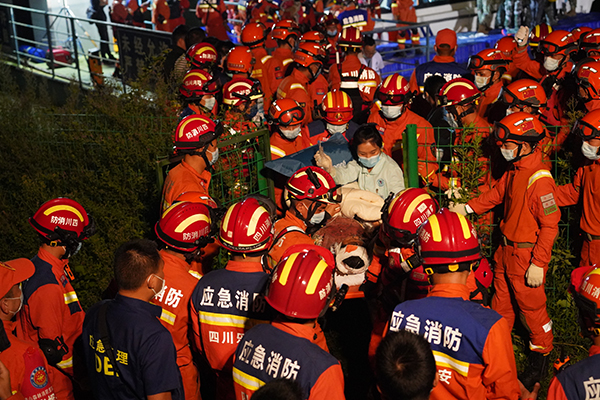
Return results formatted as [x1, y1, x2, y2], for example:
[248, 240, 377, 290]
[252, 379, 304, 400]
[172, 25, 189, 46]
[114, 239, 161, 291]
[185, 27, 207, 50]
[376, 330, 436, 400]
[351, 123, 383, 153]
[423, 74, 447, 100]
[363, 36, 376, 47]
[436, 43, 453, 56]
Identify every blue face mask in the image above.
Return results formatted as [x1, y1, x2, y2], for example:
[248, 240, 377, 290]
[247, 103, 259, 119]
[359, 154, 380, 168]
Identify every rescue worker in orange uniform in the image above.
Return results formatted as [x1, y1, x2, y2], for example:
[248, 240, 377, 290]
[152, 0, 188, 32]
[270, 19, 301, 70]
[152, 201, 215, 400]
[329, 27, 381, 124]
[224, 46, 256, 82]
[0, 258, 55, 400]
[389, 0, 419, 54]
[556, 110, 600, 267]
[161, 115, 222, 213]
[494, 36, 521, 85]
[387, 209, 521, 400]
[580, 28, 600, 57]
[196, 0, 230, 40]
[191, 197, 274, 400]
[450, 112, 560, 391]
[467, 48, 509, 120]
[367, 73, 438, 184]
[269, 166, 341, 267]
[576, 59, 600, 112]
[232, 246, 345, 400]
[304, 89, 359, 145]
[320, 13, 341, 73]
[276, 42, 327, 125]
[18, 198, 96, 400]
[179, 69, 220, 120]
[299, 31, 330, 110]
[241, 22, 285, 110]
[222, 78, 265, 133]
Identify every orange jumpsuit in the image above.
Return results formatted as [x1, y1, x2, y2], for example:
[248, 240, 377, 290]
[271, 47, 294, 71]
[250, 47, 285, 109]
[161, 160, 211, 213]
[389, 0, 419, 49]
[152, 0, 188, 32]
[150, 250, 201, 400]
[276, 69, 315, 125]
[478, 80, 503, 120]
[555, 159, 600, 267]
[468, 148, 559, 353]
[309, 74, 329, 108]
[196, 0, 230, 41]
[368, 104, 438, 183]
[269, 211, 314, 269]
[1, 320, 55, 400]
[17, 247, 85, 400]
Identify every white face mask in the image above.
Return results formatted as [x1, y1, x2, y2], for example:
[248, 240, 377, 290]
[501, 147, 517, 161]
[202, 96, 216, 111]
[207, 148, 219, 165]
[543, 56, 561, 72]
[5, 291, 24, 315]
[475, 75, 490, 89]
[506, 108, 516, 116]
[326, 123, 347, 134]
[381, 105, 403, 120]
[443, 108, 459, 128]
[150, 274, 166, 299]
[327, 29, 338, 37]
[309, 211, 326, 225]
[581, 141, 600, 160]
[280, 126, 301, 140]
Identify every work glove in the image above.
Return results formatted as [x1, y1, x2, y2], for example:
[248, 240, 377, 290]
[314, 150, 334, 176]
[515, 26, 530, 47]
[339, 186, 385, 222]
[526, 263, 544, 287]
[448, 202, 472, 216]
[444, 178, 462, 199]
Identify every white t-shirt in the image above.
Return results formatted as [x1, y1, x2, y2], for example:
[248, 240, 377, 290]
[358, 51, 385, 75]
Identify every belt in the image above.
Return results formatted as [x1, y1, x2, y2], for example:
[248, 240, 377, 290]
[585, 232, 600, 241]
[501, 236, 535, 248]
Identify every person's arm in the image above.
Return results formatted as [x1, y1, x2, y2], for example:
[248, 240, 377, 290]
[555, 166, 582, 207]
[546, 376, 567, 400]
[466, 172, 508, 215]
[308, 363, 346, 400]
[148, 393, 172, 400]
[529, 176, 560, 268]
[333, 160, 362, 186]
[481, 318, 521, 400]
[512, 47, 545, 81]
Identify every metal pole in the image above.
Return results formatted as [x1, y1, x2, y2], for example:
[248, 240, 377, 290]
[69, 16, 82, 86]
[425, 24, 430, 60]
[404, 124, 419, 188]
[9, 8, 21, 66]
[44, 13, 55, 79]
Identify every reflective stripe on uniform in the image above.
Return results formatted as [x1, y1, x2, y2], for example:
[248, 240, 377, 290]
[233, 366, 265, 391]
[432, 351, 469, 377]
[63, 291, 78, 305]
[199, 310, 248, 328]
[282, 58, 293, 66]
[57, 356, 74, 369]
[527, 169, 553, 189]
[160, 309, 177, 325]
[270, 145, 286, 158]
[188, 270, 202, 280]
[340, 81, 359, 89]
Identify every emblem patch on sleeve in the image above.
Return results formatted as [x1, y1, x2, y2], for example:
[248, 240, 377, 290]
[541, 193, 558, 215]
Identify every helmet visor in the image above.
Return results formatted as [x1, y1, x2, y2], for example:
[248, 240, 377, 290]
[538, 40, 563, 55]
[271, 106, 306, 126]
[573, 119, 600, 140]
[376, 91, 408, 105]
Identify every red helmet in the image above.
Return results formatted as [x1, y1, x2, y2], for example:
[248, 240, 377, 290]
[501, 78, 548, 111]
[219, 197, 274, 253]
[338, 27, 362, 49]
[294, 42, 326, 67]
[495, 112, 546, 143]
[321, 89, 353, 125]
[580, 28, 600, 55]
[285, 166, 340, 205]
[381, 188, 439, 247]
[155, 201, 213, 252]
[270, 19, 300, 41]
[576, 60, 600, 101]
[529, 23, 553, 48]
[241, 22, 268, 48]
[186, 42, 218, 68]
[265, 245, 335, 319]
[538, 30, 577, 57]
[376, 73, 411, 105]
[174, 115, 223, 151]
[30, 198, 95, 244]
[573, 108, 600, 140]
[572, 266, 600, 337]
[494, 36, 517, 59]
[417, 208, 481, 273]
[175, 192, 219, 209]
[571, 26, 592, 44]
[300, 30, 327, 46]
[179, 69, 219, 100]
[319, 13, 339, 28]
[267, 98, 305, 127]
[223, 78, 263, 107]
[438, 78, 481, 107]
[225, 46, 255, 74]
[467, 48, 509, 71]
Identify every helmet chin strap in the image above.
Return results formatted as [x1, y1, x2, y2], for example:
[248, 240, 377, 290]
[509, 142, 536, 163]
[191, 144, 213, 172]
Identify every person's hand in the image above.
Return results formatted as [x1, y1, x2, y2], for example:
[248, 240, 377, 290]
[0, 360, 13, 400]
[526, 263, 544, 287]
[314, 143, 334, 174]
[519, 380, 540, 400]
[515, 26, 530, 47]
[448, 202, 469, 216]
[444, 178, 462, 199]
